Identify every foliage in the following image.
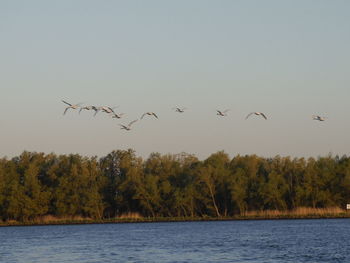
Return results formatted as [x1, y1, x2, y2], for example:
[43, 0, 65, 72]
[0, 150, 349, 221]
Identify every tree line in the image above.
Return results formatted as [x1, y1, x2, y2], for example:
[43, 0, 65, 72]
[0, 150, 349, 221]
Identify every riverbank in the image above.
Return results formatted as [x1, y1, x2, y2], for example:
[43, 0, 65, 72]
[1, 208, 349, 227]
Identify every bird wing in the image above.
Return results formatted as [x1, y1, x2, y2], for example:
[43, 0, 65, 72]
[152, 113, 158, 119]
[112, 113, 124, 119]
[62, 100, 72, 106]
[129, 119, 138, 126]
[141, 113, 147, 119]
[245, 112, 254, 119]
[107, 107, 116, 114]
[63, 107, 69, 115]
[260, 113, 267, 120]
[94, 109, 100, 116]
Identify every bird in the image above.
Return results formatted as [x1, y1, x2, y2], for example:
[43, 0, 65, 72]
[173, 107, 186, 113]
[312, 115, 326, 121]
[62, 100, 82, 115]
[141, 112, 158, 120]
[79, 106, 93, 113]
[216, 109, 230, 116]
[101, 106, 118, 114]
[119, 120, 138, 131]
[92, 106, 100, 116]
[111, 112, 125, 119]
[246, 112, 267, 120]
[93, 106, 118, 116]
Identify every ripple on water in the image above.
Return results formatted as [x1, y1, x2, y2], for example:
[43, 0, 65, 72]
[0, 219, 350, 263]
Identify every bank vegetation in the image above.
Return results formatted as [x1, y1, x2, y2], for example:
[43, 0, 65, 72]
[1, 150, 350, 225]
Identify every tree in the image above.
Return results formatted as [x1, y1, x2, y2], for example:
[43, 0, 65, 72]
[228, 168, 248, 214]
[100, 149, 143, 216]
[260, 171, 288, 210]
[198, 151, 231, 217]
[1, 160, 28, 221]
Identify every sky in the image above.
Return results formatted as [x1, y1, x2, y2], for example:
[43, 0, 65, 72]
[1, 0, 350, 160]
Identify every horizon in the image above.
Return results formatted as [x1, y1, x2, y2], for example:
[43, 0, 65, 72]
[0, 147, 344, 162]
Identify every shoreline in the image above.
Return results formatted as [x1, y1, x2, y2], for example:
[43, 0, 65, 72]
[1, 213, 349, 227]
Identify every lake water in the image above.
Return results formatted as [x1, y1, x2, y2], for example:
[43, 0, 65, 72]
[0, 219, 349, 263]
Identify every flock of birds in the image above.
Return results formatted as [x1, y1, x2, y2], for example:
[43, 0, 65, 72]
[62, 100, 326, 131]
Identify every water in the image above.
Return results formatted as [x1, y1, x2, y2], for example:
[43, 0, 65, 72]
[0, 219, 349, 263]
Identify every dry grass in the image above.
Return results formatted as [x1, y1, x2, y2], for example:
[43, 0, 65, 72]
[1, 207, 348, 226]
[243, 207, 346, 218]
[31, 215, 93, 224]
[118, 212, 143, 219]
[292, 207, 344, 215]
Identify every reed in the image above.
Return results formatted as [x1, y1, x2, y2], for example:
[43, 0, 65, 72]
[242, 207, 346, 218]
[31, 215, 93, 223]
[118, 212, 143, 219]
[0, 207, 349, 227]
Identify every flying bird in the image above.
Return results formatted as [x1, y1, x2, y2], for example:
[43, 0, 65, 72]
[141, 112, 158, 120]
[216, 109, 230, 116]
[312, 115, 326, 121]
[111, 113, 125, 119]
[92, 106, 100, 116]
[245, 112, 267, 120]
[93, 106, 118, 116]
[173, 107, 186, 113]
[119, 120, 138, 131]
[101, 106, 118, 114]
[62, 100, 82, 115]
[79, 105, 93, 113]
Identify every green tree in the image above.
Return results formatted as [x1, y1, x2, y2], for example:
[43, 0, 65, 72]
[1, 160, 28, 221]
[260, 171, 288, 210]
[100, 149, 143, 216]
[228, 167, 248, 214]
[198, 151, 231, 217]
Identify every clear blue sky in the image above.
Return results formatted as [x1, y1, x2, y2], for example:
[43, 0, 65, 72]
[1, 0, 350, 159]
